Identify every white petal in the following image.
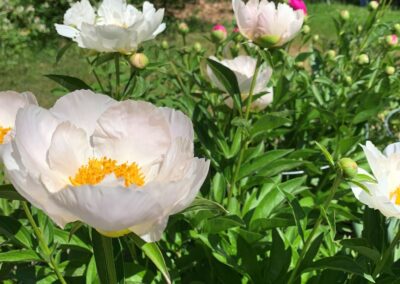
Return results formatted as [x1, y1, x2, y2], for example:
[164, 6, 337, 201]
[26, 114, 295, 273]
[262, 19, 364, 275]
[47, 122, 93, 186]
[14, 105, 59, 178]
[0, 91, 37, 127]
[55, 24, 80, 39]
[160, 108, 194, 141]
[63, 0, 95, 28]
[132, 217, 168, 242]
[361, 141, 388, 184]
[93, 100, 171, 167]
[384, 142, 400, 156]
[50, 90, 116, 135]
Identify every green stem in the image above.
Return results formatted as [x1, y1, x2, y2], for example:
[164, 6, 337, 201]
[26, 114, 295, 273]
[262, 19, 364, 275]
[22, 202, 67, 284]
[372, 228, 400, 278]
[115, 53, 121, 99]
[229, 54, 263, 206]
[86, 58, 106, 94]
[287, 171, 343, 284]
[91, 229, 118, 284]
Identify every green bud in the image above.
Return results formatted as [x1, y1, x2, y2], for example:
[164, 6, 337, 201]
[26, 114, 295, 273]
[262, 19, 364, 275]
[395, 23, 400, 34]
[178, 22, 189, 34]
[193, 42, 202, 53]
[234, 33, 243, 43]
[211, 30, 227, 43]
[357, 54, 369, 65]
[295, 61, 305, 69]
[254, 34, 281, 48]
[368, 0, 379, 11]
[313, 34, 320, 42]
[339, 158, 358, 178]
[230, 43, 240, 55]
[129, 53, 149, 69]
[326, 49, 336, 60]
[161, 40, 169, 50]
[357, 25, 363, 33]
[344, 75, 352, 85]
[302, 25, 310, 35]
[386, 66, 396, 75]
[340, 10, 350, 21]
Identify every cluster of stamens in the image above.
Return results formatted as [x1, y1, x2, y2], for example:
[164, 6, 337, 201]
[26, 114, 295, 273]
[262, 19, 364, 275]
[0, 126, 11, 144]
[69, 157, 145, 187]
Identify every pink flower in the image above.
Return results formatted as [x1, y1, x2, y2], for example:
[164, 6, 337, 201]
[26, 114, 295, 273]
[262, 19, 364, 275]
[289, 0, 307, 15]
[212, 24, 227, 33]
[211, 24, 228, 42]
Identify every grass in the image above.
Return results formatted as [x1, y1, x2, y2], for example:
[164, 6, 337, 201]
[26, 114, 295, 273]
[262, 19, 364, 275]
[0, 2, 399, 107]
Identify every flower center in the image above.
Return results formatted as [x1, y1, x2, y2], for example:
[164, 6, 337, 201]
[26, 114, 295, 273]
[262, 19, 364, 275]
[390, 186, 400, 205]
[69, 157, 145, 187]
[0, 126, 11, 144]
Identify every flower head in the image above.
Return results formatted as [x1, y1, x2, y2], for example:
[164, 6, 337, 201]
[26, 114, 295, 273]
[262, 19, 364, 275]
[0, 91, 37, 154]
[232, 0, 304, 48]
[386, 34, 398, 47]
[55, 0, 166, 54]
[351, 142, 400, 218]
[211, 24, 228, 42]
[288, 0, 307, 15]
[2, 90, 209, 241]
[207, 55, 273, 111]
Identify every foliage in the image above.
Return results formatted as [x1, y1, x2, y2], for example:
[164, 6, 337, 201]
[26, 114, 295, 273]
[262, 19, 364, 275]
[1, 1, 400, 284]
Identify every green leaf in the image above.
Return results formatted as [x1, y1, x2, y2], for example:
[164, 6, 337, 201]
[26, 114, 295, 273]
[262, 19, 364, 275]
[300, 234, 324, 271]
[267, 230, 292, 282]
[341, 238, 380, 261]
[0, 184, 26, 201]
[91, 229, 118, 284]
[56, 42, 72, 64]
[251, 114, 291, 138]
[0, 250, 42, 262]
[315, 141, 335, 168]
[86, 256, 98, 284]
[183, 196, 228, 214]
[127, 234, 171, 284]
[0, 216, 33, 248]
[201, 215, 245, 234]
[45, 74, 92, 91]
[305, 255, 374, 281]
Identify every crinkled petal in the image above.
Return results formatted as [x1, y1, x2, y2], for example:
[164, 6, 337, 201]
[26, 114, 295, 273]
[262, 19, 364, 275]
[0, 91, 37, 127]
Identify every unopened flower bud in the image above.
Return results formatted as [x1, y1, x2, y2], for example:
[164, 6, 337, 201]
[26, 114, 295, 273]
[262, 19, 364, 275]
[340, 10, 350, 21]
[230, 43, 241, 55]
[130, 53, 149, 69]
[211, 24, 228, 43]
[296, 61, 305, 69]
[313, 34, 319, 42]
[233, 27, 243, 42]
[339, 158, 358, 178]
[395, 23, 400, 34]
[193, 42, 202, 53]
[344, 75, 352, 85]
[161, 40, 169, 50]
[302, 24, 310, 35]
[178, 22, 189, 35]
[326, 49, 336, 60]
[368, 0, 379, 11]
[357, 25, 363, 33]
[385, 34, 398, 47]
[386, 66, 395, 75]
[357, 54, 369, 65]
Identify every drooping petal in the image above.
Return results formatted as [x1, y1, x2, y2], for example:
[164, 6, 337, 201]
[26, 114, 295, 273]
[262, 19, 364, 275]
[50, 90, 116, 135]
[55, 24, 80, 39]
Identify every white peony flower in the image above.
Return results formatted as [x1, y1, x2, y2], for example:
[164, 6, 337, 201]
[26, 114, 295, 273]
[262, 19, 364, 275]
[207, 55, 273, 111]
[232, 0, 304, 48]
[351, 141, 400, 218]
[0, 91, 37, 155]
[55, 0, 166, 53]
[2, 90, 209, 242]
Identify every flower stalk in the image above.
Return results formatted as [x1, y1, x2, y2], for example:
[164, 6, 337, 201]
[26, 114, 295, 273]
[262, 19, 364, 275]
[287, 170, 343, 284]
[21, 202, 67, 284]
[92, 229, 118, 284]
[372, 228, 400, 278]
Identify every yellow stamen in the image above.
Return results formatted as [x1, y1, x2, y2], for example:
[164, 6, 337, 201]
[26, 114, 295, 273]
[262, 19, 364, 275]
[390, 186, 400, 205]
[0, 127, 11, 144]
[69, 157, 145, 187]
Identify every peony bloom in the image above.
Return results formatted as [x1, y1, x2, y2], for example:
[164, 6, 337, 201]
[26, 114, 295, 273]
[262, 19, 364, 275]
[0, 91, 37, 155]
[288, 0, 307, 15]
[55, 0, 166, 54]
[207, 55, 273, 110]
[2, 90, 209, 241]
[351, 141, 400, 218]
[232, 0, 304, 48]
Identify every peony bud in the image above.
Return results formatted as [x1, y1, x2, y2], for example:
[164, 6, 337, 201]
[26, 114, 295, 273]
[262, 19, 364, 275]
[129, 53, 149, 69]
[295, 61, 305, 69]
[340, 10, 350, 21]
[178, 22, 189, 34]
[357, 25, 363, 33]
[302, 24, 310, 35]
[357, 54, 369, 65]
[161, 40, 169, 50]
[233, 26, 243, 42]
[385, 34, 398, 46]
[385, 66, 396, 75]
[193, 42, 202, 53]
[313, 34, 320, 42]
[230, 43, 241, 56]
[395, 23, 400, 34]
[344, 75, 353, 85]
[339, 158, 358, 178]
[326, 49, 336, 60]
[211, 24, 228, 43]
[368, 1, 379, 11]
[288, 0, 307, 15]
